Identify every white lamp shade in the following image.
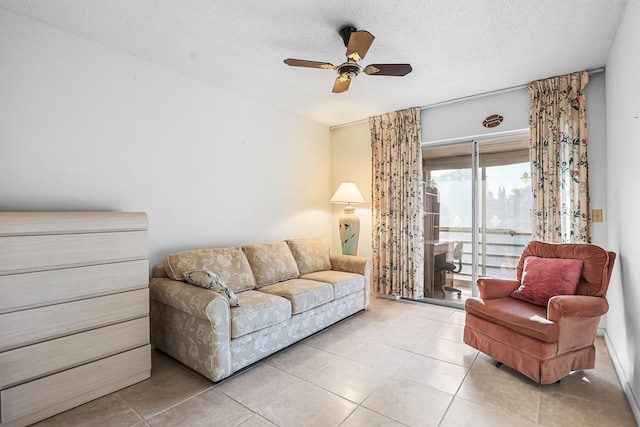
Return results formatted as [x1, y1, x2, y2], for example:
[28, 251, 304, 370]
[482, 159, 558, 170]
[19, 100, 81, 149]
[330, 182, 366, 205]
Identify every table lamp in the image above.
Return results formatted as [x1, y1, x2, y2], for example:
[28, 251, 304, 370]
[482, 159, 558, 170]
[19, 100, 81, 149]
[330, 181, 366, 255]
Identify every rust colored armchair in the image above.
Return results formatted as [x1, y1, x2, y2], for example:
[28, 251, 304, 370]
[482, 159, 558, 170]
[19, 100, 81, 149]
[464, 241, 616, 384]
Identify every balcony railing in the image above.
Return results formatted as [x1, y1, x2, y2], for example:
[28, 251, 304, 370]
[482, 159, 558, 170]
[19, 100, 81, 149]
[434, 226, 532, 283]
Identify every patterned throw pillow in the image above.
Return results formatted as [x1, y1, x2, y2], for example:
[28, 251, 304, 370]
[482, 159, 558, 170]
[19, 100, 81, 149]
[183, 270, 240, 307]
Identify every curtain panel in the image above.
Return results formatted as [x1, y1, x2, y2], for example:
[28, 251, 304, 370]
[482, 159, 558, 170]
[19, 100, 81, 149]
[369, 107, 424, 298]
[528, 71, 591, 243]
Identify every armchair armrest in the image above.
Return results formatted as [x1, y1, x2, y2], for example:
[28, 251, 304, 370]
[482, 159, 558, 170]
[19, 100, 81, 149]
[547, 295, 608, 355]
[477, 278, 520, 299]
[547, 295, 609, 321]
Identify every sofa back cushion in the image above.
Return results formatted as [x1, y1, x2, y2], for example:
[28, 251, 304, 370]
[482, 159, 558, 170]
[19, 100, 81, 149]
[163, 247, 256, 292]
[286, 237, 332, 275]
[243, 242, 300, 288]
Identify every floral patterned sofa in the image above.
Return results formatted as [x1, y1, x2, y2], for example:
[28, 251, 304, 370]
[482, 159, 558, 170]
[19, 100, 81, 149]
[149, 237, 370, 382]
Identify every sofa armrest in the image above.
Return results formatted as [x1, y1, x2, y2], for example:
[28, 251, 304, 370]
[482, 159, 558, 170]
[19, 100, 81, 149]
[149, 277, 232, 380]
[330, 254, 371, 307]
[329, 254, 369, 274]
[151, 263, 168, 278]
[547, 295, 609, 320]
[477, 278, 520, 299]
[149, 277, 229, 320]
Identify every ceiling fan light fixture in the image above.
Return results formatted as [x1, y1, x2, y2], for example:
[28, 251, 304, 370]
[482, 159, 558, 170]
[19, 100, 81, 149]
[338, 63, 361, 80]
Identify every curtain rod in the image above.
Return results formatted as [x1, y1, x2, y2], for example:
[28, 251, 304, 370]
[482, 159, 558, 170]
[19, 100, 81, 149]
[329, 67, 604, 131]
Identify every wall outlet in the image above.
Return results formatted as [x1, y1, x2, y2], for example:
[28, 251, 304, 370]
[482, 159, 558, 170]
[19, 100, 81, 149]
[592, 209, 603, 222]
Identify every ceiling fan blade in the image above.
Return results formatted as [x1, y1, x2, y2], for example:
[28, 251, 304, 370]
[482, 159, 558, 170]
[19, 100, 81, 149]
[284, 59, 334, 69]
[332, 77, 351, 93]
[346, 30, 375, 62]
[363, 63, 413, 76]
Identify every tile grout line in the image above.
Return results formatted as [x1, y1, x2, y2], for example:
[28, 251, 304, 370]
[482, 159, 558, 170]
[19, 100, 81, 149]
[113, 393, 148, 427]
[141, 385, 215, 422]
[435, 351, 480, 427]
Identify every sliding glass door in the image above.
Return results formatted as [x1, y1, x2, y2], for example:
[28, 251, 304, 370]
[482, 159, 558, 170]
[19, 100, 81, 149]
[422, 143, 473, 304]
[420, 135, 531, 307]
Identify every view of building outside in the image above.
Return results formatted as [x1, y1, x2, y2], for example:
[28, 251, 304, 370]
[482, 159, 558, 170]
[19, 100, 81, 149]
[430, 161, 532, 283]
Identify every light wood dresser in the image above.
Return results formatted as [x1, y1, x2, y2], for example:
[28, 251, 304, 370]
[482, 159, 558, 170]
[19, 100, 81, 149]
[0, 212, 151, 427]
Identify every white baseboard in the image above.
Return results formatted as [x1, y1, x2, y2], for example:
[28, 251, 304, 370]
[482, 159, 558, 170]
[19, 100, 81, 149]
[603, 329, 640, 425]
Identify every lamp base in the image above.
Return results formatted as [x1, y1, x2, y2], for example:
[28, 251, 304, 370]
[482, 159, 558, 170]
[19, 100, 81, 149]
[338, 209, 360, 256]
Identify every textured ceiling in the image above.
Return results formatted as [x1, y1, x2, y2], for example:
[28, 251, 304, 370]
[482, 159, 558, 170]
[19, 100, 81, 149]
[0, 0, 628, 127]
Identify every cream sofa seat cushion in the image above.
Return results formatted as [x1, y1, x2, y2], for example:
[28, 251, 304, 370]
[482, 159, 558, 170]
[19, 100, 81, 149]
[163, 247, 256, 293]
[231, 291, 292, 339]
[258, 279, 334, 314]
[286, 237, 332, 275]
[300, 270, 364, 299]
[243, 242, 300, 288]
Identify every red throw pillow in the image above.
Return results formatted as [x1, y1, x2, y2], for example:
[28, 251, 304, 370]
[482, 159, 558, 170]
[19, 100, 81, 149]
[510, 256, 583, 306]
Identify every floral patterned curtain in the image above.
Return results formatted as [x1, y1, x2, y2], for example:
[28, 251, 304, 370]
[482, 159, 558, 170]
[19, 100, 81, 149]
[528, 71, 591, 243]
[369, 107, 424, 298]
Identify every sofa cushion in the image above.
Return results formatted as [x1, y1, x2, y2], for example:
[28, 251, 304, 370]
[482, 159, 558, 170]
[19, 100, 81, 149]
[258, 279, 334, 314]
[300, 270, 364, 299]
[163, 247, 256, 293]
[243, 242, 300, 288]
[511, 256, 583, 307]
[465, 297, 559, 343]
[286, 237, 332, 275]
[183, 270, 240, 307]
[231, 291, 292, 339]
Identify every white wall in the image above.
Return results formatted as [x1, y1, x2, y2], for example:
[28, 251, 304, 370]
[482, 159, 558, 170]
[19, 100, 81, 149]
[604, 0, 640, 419]
[585, 72, 609, 246]
[330, 122, 372, 259]
[421, 89, 530, 143]
[0, 10, 333, 268]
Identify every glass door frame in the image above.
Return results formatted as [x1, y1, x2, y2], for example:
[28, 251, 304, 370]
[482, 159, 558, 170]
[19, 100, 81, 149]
[421, 128, 529, 302]
[471, 139, 479, 297]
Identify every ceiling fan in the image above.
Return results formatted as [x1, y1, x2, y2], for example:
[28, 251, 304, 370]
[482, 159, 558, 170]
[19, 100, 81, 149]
[284, 26, 412, 93]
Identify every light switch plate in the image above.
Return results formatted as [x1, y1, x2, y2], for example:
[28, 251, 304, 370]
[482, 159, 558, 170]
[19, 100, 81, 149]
[592, 209, 603, 222]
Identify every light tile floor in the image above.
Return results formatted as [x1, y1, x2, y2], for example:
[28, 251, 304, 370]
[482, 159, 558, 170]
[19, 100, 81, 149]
[35, 297, 637, 427]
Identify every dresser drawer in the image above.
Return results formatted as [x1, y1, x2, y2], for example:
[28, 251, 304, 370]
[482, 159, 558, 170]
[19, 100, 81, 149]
[0, 259, 149, 313]
[0, 289, 149, 352]
[0, 212, 148, 236]
[0, 345, 151, 427]
[0, 230, 148, 275]
[0, 317, 149, 389]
